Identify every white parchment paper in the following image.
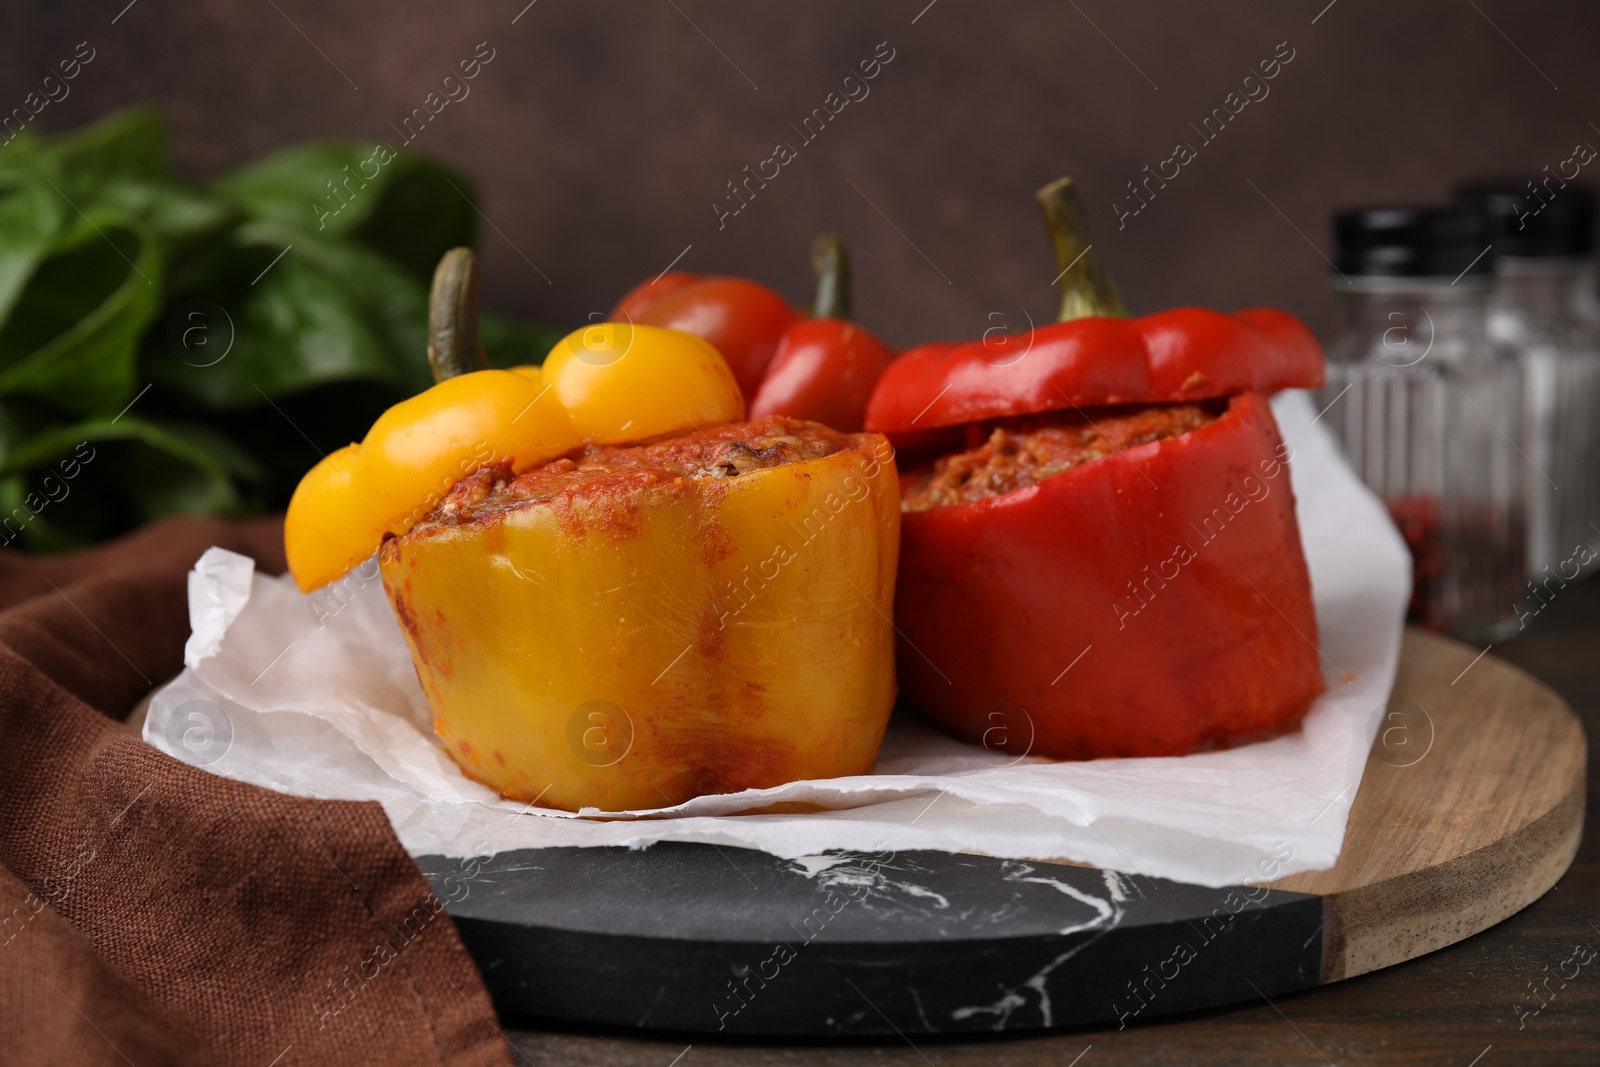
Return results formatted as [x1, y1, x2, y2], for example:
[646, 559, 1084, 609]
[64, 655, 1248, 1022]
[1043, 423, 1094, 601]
[145, 391, 1410, 888]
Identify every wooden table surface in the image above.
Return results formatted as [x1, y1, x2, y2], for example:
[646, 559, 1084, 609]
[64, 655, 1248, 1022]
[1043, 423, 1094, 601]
[501, 586, 1600, 1066]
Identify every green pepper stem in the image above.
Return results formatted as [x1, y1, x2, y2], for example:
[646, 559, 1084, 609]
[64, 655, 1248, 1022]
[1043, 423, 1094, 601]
[427, 247, 489, 383]
[811, 234, 852, 320]
[1036, 178, 1129, 322]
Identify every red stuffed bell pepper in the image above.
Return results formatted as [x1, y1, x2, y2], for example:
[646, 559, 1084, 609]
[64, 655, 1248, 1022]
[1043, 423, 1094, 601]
[612, 236, 895, 432]
[866, 179, 1327, 760]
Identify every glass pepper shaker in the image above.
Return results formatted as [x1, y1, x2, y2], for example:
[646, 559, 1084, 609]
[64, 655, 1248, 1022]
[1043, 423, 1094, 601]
[1317, 207, 1527, 641]
[1456, 181, 1600, 586]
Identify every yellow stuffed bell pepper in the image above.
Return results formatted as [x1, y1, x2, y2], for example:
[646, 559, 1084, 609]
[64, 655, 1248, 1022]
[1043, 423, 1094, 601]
[285, 249, 900, 811]
[381, 418, 900, 810]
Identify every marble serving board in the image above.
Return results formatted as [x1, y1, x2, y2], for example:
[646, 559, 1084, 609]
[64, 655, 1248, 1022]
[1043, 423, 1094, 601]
[417, 630, 1585, 1035]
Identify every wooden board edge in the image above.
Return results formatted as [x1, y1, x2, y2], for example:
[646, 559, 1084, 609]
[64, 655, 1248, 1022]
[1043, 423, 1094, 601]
[1319, 763, 1585, 983]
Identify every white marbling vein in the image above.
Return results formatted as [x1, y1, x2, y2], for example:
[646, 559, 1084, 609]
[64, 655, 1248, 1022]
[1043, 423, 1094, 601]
[952, 869, 1134, 1028]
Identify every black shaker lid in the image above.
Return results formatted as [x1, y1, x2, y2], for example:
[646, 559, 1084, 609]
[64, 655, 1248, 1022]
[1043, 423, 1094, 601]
[1454, 178, 1596, 257]
[1333, 205, 1494, 278]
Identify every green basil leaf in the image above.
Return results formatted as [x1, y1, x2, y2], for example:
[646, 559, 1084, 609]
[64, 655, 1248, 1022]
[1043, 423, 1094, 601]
[0, 412, 255, 479]
[41, 104, 167, 191]
[0, 105, 562, 549]
[0, 210, 162, 415]
[0, 413, 264, 548]
[0, 129, 47, 173]
[215, 142, 377, 235]
[147, 222, 430, 409]
[346, 153, 479, 284]
[215, 141, 476, 284]
[93, 178, 237, 256]
[0, 177, 65, 324]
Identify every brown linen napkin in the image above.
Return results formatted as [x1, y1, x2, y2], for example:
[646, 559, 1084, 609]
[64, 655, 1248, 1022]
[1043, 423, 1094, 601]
[0, 516, 512, 1067]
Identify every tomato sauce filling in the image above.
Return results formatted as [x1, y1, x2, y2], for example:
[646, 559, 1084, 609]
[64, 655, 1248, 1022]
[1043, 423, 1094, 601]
[413, 415, 853, 529]
[901, 402, 1221, 512]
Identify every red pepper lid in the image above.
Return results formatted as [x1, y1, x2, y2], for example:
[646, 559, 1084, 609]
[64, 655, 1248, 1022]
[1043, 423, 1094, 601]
[865, 306, 1325, 435]
[864, 179, 1325, 437]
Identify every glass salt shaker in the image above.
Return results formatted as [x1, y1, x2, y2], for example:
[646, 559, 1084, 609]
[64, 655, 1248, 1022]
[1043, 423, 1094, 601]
[1317, 206, 1527, 641]
[1456, 181, 1600, 586]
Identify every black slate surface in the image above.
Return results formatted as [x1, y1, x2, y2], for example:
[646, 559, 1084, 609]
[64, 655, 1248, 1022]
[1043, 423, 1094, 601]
[417, 843, 1322, 1036]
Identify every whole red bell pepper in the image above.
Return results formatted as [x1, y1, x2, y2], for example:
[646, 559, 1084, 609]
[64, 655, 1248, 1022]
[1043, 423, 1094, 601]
[611, 237, 895, 432]
[866, 179, 1327, 759]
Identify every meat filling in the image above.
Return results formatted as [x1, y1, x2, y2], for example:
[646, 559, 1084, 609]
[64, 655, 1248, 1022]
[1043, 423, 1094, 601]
[901, 403, 1220, 512]
[415, 415, 854, 529]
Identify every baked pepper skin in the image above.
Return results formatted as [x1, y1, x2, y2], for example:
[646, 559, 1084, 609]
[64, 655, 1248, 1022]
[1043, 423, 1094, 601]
[865, 307, 1323, 440]
[380, 431, 901, 811]
[894, 391, 1322, 759]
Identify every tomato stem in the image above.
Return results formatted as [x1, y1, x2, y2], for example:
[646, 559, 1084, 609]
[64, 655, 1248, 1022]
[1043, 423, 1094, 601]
[1037, 178, 1129, 322]
[427, 246, 489, 383]
[811, 234, 852, 320]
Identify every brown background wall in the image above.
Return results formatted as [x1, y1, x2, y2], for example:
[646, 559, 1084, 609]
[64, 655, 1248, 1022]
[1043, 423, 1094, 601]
[5, 0, 1598, 347]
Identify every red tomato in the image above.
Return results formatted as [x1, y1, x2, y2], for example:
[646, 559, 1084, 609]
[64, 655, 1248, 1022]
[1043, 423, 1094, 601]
[614, 276, 794, 402]
[609, 272, 699, 324]
[749, 320, 897, 433]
